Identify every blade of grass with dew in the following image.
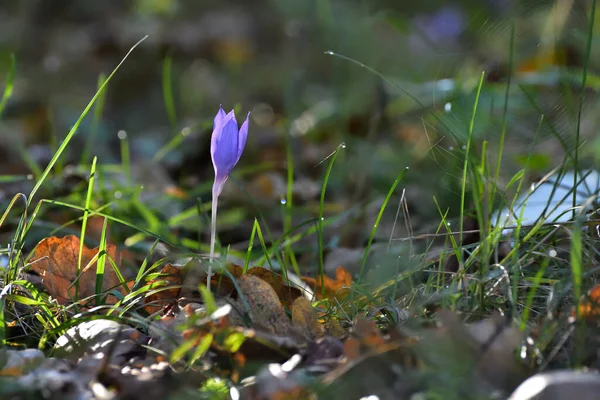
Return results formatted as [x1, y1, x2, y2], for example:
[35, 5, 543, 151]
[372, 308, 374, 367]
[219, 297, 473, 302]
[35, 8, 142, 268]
[26, 35, 148, 208]
[162, 53, 177, 131]
[283, 128, 300, 276]
[95, 217, 109, 306]
[316, 144, 344, 297]
[119, 130, 132, 186]
[77, 156, 97, 301]
[81, 73, 108, 165]
[244, 219, 259, 272]
[358, 168, 408, 284]
[0, 54, 15, 118]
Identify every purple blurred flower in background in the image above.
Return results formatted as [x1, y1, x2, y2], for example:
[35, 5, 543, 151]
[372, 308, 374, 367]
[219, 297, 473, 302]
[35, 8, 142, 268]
[208, 106, 249, 289]
[414, 6, 465, 42]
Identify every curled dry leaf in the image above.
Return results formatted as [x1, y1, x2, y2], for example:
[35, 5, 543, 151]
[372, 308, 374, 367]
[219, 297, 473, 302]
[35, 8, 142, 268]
[145, 262, 305, 311]
[301, 266, 352, 302]
[235, 275, 294, 336]
[29, 235, 129, 305]
[211, 264, 304, 309]
[291, 297, 324, 340]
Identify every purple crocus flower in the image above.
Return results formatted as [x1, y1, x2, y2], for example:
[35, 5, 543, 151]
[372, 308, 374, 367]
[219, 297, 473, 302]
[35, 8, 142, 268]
[210, 106, 250, 198]
[208, 106, 249, 289]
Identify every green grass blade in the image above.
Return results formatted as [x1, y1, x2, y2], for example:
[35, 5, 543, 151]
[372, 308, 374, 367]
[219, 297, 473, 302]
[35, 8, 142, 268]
[316, 144, 343, 297]
[119, 131, 132, 186]
[77, 156, 97, 300]
[94, 221, 109, 306]
[162, 53, 177, 130]
[458, 71, 485, 261]
[358, 168, 408, 284]
[0, 54, 15, 118]
[244, 219, 259, 272]
[283, 129, 300, 276]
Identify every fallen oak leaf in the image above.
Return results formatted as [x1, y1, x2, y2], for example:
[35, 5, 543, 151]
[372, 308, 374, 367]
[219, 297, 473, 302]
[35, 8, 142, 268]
[29, 235, 130, 305]
[301, 266, 352, 302]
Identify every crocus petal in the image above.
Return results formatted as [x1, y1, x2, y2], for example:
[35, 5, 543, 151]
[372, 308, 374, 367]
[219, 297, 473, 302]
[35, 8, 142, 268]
[210, 107, 229, 158]
[214, 105, 227, 129]
[236, 112, 250, 161]
[211, 111, 239, 180]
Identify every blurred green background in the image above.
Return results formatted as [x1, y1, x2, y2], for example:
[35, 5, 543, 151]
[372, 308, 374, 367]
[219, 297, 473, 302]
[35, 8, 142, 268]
[0, 0, 599, 274]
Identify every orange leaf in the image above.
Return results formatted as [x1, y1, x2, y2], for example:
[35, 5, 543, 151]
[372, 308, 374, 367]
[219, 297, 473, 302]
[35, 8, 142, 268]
[29, 235, 129, 305]
[578, 284, 600, 320]
[301, 266, 352, 302]
[342, 316, 385, 361]
[291, 297, 324, 340]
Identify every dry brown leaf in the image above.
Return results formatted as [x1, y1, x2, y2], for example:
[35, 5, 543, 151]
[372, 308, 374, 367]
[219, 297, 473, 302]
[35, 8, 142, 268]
[29, 235, 129, 305]
[291, 297, 324, 340]
[235, 275, 294, 336]
[211, 264, 303, 309]
[301, 266, 352, 302]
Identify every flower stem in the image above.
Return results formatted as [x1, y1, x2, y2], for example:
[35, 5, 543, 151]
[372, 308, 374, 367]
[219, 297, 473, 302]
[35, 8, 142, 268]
[208, 193, 218, 291]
